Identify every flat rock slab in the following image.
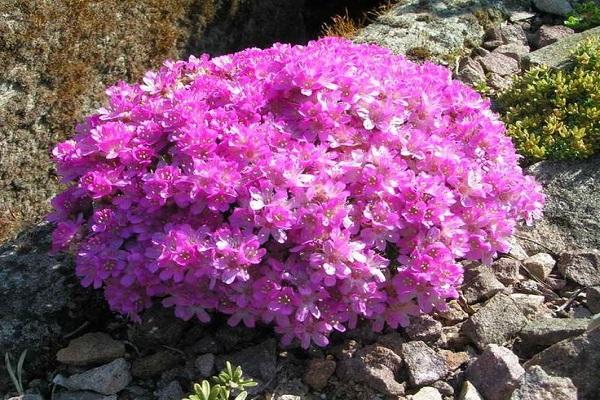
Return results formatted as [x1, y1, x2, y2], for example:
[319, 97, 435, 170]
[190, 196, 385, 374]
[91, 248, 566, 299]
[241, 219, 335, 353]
[516, 155, 600, 254]
[57, 332, 125, 366]
[524, 26, 600, 69]
[463, 293, 528, 350]
[64, 358, 131, 395]
[518, 318, 589, 355]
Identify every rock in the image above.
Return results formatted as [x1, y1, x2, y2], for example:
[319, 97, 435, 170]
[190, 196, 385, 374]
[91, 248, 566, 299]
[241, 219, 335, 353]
[405, 314, 443, 343]
[438, 349, 470, 371]
[557, 249, 600, 286]
[491, 258, 521, 285]
[431, 380, 454, 396]
[499, 24, 528, 45]
[54, 392, 117, 400]
[462, 264, 506, 304]
[402, 341, 447, 387]
[216, 339, 277, 394]
[533, 25, 574, 48]
[441, 324, 471, 349]
[276, 396, 302, 400]
[479, 52, 520, 75]
[0, 223, 105, 392]
[487, 73, 514, 90]
[518, 318, 589, 354]
[533, 0, 573, 16]
[507, 236, 529, 261]
[127, 306, 186, 349]
[131, 350, 182, 379]
[466, 345, 524, 400]
[437, 300, 468, 323]
[194, 353, 215, 378]
[56, 333, 125, 366]
[525, 328, 600, 399]
[376, 332, 405, 355]
[516, 155, 600, 253]
[587, 286, 600, 314]
[510, 365, 577, 400]
[337, 345, 405, 396]
[463, 293, 528, 350]
[64, 358, 131, 395]
[493, 43, 530, 62]
[510, 11, 536, 22]
[303, 358, 336, 391]
[154, 381, 184, 400]
[523, 253, 555, 281]
[510, 294, 549, 319]
[457, 58, 486, 85]
[524, 26, 600, 69]
[184, 334, 222, 355]
[483, 40, 505, 50]
[7, 396, 44, 400]
[411, 387, 442, 400]
[354, 1, 518, 64]
[458, 381, 484, 400]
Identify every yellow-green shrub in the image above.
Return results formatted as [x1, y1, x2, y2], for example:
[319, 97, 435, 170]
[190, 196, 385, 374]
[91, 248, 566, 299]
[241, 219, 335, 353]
[496, 39, 600, 162]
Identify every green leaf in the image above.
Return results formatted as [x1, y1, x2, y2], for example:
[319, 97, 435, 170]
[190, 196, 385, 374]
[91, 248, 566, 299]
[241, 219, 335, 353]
[234, 392, 248, 400]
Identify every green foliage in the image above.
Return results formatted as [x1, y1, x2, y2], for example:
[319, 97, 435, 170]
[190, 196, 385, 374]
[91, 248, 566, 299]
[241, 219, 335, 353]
[565, 1, 600, 31]
[4, 350, 28, 395]
[495, 39, 600, 162]
[183, 362, 257, 400]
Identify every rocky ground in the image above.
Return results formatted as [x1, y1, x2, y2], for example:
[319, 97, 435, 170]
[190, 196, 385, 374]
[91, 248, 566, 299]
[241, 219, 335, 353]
[2, 0, 600, 399]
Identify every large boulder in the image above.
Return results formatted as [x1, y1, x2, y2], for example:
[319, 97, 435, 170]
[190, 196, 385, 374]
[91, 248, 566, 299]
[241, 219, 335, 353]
[0, 223, 108, 393]
[354, 0, 530, 64]
[516, 155, 600, 254]
[524, 26, 600, 69]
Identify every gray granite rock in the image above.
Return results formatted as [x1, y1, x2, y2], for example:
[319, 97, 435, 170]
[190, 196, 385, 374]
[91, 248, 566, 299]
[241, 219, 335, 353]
[405, 314, 443, 343]
[303, 358, 336, 391]
[194, 353, 215, 378]
[523, 253, 556, 281]
[510, 293, 550, 319]
[459, 381, 484, 400]
[466, 345, 525, 400]
[479, 52, 520, 75]
[524, 26, 600, 68]
[533, 0, 573, 16]
[557, 249, 600, 286]
[519, 318, 589, 354]
[57, 333, 125, 366]
[491, 258, 521, 285]
[533, 25, 574, 48]
[154, 381, 184, 400]
[64, 358, 131, 395]
[525, 328, 600, 399]
[131, 350, 182, 379]
[462, 263, 506, 304]
[499, 24, 528, 45]
[412, 386, 443, 400]
[587, 286, 600, 314]
[463, 293, 528, 350]
[510, 365, 577, 400]
[457, 58, 486, 85]
[493, 43, 530, 62]
[516, 155, 600, 254]
[402, 341, 448, 387]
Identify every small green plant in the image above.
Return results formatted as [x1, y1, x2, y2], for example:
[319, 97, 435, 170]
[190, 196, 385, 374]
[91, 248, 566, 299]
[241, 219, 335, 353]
[565, 1, 600, 31]
[495, 38, 600, 162]
[183, 361, 257, 400]
[5, 350, 28, 395]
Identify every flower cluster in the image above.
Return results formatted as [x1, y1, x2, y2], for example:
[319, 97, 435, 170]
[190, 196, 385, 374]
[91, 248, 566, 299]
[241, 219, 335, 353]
[50, 38, 543, 348]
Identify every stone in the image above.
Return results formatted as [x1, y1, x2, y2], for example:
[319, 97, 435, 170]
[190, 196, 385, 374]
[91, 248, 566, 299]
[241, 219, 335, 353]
[533, 25, 574, 48]
[479, 52, 520, 75]
[376, 332, 405, 355]
[510, 365, 577, 400]
[510, 11, 536, 22]
[499, 24, 528, 45]
[587, 286, 600, 314]
[466, 345, 525, 400]
[54, 393, 117, 400]
[0, 223, 104, 392]
[194, 353, 215, 378]
[441, 324, 471, 350]
[405, 314, 443, 343]
[401, 341, 448, 387]
[491, 258, 521, 285]
[437, 300, 468, 323]
[487, 73, 513, 90]
[216, 339, 277, 395]
[154, 381, 184, 400]
[462, 263, 506, 305]
[303, 358, 336, 391]
[510, 294, 549, 319]
[516, 155, 600, 253]
[493, 43, 530, 62]
[7, 396, 44, 400]
[462, 293, 528, 350]
[131, 350, 182, 379]
[438, 349, 470, 371]
[525, 328, 600, 399]
[411, 387, 442, 400]
[457, 58, 486, 85]
[431, 380, 454, 396]
[507, 236, 529, 261]
[518, 318, 589, 354]
[337, 345, 405, 397]
[64, 358, 131, 395]
[483, 40, 505, 50]
[57, 333, 125, 366]
[523, 253, 556, 281]
[524, 26, 600, 69]
[127, 306, 186, 349]
[557, 249, 600, 286]
[533, 0, 573, 16]
[458, 381, 484, 400]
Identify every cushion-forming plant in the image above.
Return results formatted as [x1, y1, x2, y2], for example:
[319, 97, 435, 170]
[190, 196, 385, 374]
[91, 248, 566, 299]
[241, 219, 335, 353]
[51, 38, 544, 348]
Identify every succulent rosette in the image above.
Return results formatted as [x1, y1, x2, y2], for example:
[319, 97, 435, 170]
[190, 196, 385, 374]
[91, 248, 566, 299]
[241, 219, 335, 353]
[50, 38, 543, 348]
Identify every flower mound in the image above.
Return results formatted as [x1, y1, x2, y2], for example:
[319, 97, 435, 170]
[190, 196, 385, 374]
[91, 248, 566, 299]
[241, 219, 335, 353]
[51, 38, 543, 348]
